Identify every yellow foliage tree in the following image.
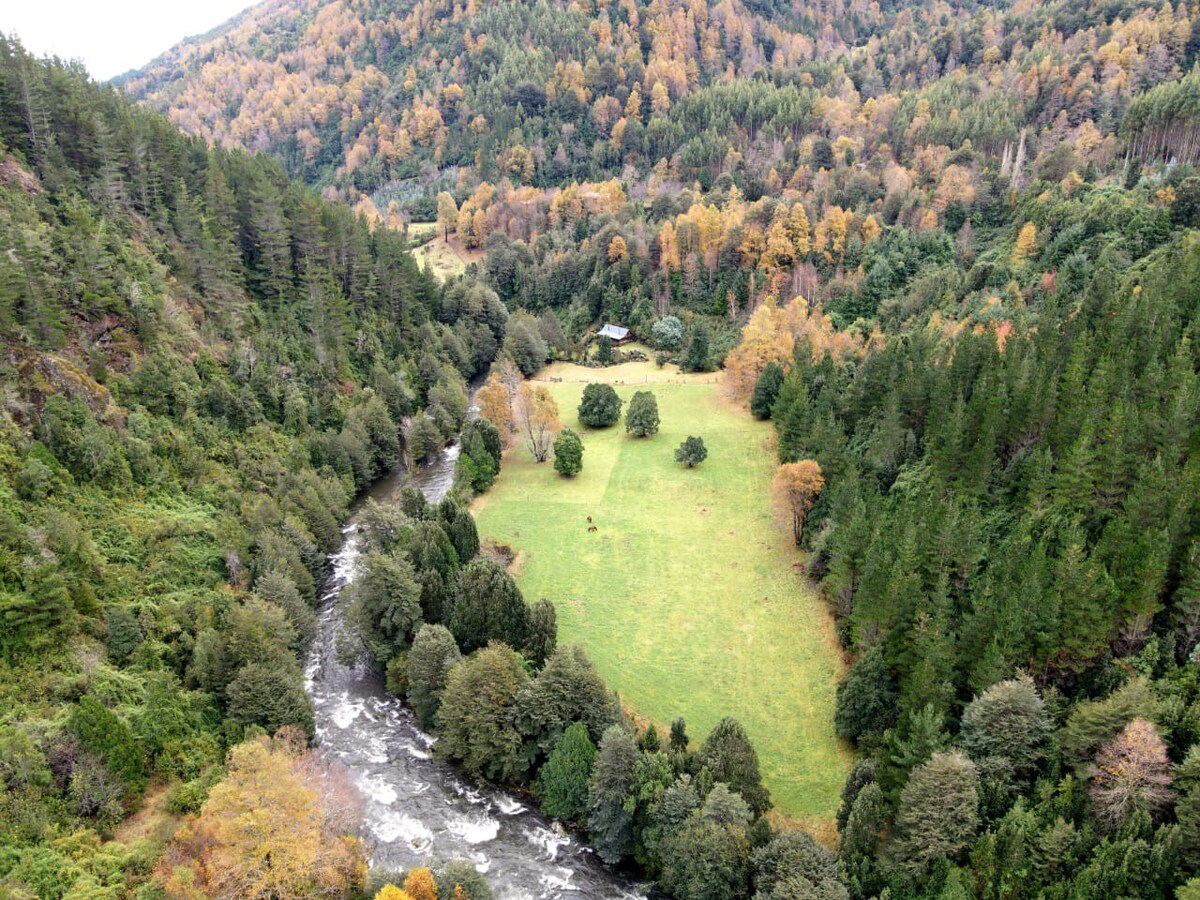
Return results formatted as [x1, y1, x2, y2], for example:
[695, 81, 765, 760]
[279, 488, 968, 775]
[477, 372, 515, 439]
[1012, 222, 1038, 265]
[772, 460, 825, 545]
[436, 190, 458, 240]
[786, 203, 811, 256]
[860, 214, 882, 244]
[402, 867, 438, 900]
[608, 234, 628, 263]
[515, 383, 561, 463]
[760, 218, 796, 270]
[374, 887, 413, 900]
[158, 735, 366, 899]
[723, 299, 796, 401]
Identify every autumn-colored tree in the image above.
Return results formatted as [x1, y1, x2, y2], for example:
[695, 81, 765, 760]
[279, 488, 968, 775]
[861, 214, 882, 244]
[608, 234, 628, 263]
[1012, 222, 1038, 265]
[760, 218, 796, 270]
[786, 203, 811, 256]
[1089, 718, 1174, 829]
[723, 300, 796, 401]
[158, 733, 366, 899]
[403, 867, 438, 900]
[374, 887, 413, 900]
[515, 383, 561, 462]
[436, 192, 458, 240]
[477, 371, 515, 439]
[772, 460, 825, 545]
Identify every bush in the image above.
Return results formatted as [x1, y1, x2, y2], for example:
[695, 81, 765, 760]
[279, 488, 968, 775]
[578, 383, 623, 428]
[553, 429, 584, 477]
[625, 391, 660, 437]
[675, 436, 708, 467]
[652, 316, 684, 350]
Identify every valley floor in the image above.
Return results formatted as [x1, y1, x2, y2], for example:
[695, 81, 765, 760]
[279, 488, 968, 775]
[472, 360, 852, 829]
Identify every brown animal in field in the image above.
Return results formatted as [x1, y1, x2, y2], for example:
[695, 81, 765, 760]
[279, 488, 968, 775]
[586, 515, 592, 523]
[587, 525, 598, 532]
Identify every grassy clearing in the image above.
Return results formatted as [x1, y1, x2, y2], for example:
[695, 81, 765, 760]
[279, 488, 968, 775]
[472, 361, 852, 827]
[407, 221, 439, 241]
[412, 234, 476, 282]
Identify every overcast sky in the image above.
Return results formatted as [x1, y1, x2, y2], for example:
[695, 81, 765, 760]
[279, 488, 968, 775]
[3, 1, 256, 81]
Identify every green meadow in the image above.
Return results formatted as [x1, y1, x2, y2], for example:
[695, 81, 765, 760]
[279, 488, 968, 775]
[472, 361, 852, 828]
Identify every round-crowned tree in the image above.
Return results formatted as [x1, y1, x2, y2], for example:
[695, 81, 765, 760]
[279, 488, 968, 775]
[625, 391, 660, 437]
[578, 383, 623, 428]
[675, 436, 708, 467]
[652, 315, 684, 351]
[450, 558, 531, 653]
[553, 429, 584, 477]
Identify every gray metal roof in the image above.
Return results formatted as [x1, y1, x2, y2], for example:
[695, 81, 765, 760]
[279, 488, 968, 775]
[598, 324, 629, 340]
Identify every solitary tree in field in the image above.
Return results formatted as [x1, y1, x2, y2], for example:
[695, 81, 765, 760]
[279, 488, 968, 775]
[554, 429, 584, 477]
[675, 436, 708, 467]
[578, 382, 623, 427]
[436, 191, 458, 240]
[626, 390, 660, 437]
[515, 383, 560, 462]
[772, 460, 825, 545]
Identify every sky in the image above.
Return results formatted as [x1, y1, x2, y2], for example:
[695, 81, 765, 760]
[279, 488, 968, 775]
[3, 0, 256, 81]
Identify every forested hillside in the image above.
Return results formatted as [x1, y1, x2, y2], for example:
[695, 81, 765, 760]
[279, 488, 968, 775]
[5, 0, 1200, 895]
[0, 36, 499, 896]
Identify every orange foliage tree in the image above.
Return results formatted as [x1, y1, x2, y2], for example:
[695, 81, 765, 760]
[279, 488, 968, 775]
[1089, 718, 1174, 829]
[772, 460, 825, 545]
[157, 730, 366, 899]
[403, 868, 438, 900]
[477, 371, 515, 439]
[515, 383, 561, 462]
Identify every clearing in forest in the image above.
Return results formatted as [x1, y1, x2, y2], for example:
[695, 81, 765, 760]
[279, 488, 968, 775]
[471, 359, 852, 828]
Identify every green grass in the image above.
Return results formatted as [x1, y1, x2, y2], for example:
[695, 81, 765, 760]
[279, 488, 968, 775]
[412, 234, 471, 282]
[473, 362, 852, 827]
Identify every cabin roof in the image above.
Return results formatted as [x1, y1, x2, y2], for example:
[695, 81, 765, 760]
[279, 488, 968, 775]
[598, 323, 629, 340]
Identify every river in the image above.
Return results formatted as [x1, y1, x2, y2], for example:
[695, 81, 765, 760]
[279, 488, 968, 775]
[303, 435, 648, 899]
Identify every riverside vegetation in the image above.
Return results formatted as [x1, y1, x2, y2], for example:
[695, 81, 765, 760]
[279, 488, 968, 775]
[4, 0, 1200, 894]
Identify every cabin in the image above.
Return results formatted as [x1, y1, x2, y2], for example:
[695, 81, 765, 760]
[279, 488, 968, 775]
[598, 323, 632, 346]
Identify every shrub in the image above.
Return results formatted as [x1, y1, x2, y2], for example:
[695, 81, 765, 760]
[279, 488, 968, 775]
[652, 316, 684, 350]
[675, 436, 708, 467]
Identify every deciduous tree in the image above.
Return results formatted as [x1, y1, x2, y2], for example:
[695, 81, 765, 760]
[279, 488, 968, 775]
[515, 383, 560, 462]
[772, 461, 824, 545]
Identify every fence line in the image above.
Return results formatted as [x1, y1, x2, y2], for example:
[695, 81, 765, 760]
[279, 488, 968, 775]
[535, 375, 722, 385]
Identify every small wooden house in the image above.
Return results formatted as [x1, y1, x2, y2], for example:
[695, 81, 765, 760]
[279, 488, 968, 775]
[598, 323, 632, 346]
